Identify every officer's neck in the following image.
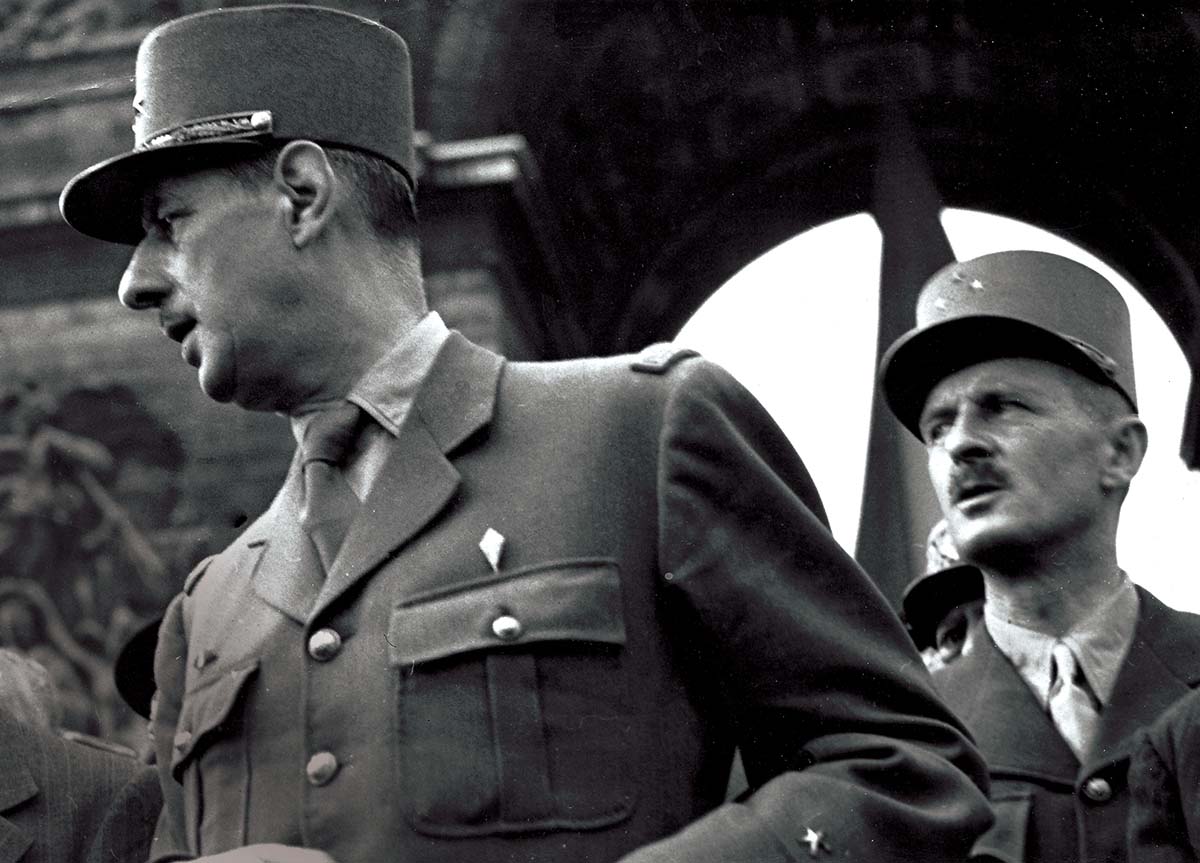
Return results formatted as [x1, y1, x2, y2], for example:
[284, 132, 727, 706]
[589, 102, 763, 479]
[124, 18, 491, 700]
[979, 544, 1123, 637]
[284, 242, 426, 415]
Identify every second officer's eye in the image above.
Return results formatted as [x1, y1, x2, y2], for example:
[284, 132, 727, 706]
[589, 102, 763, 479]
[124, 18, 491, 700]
[920, 413, 952, 445]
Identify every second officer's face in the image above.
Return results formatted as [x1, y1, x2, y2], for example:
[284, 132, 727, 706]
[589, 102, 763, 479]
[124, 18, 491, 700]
[919, 357, 1113, 567]
[118, 167, 317, 412]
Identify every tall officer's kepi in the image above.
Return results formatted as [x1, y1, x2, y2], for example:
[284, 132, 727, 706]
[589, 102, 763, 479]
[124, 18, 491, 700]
[60, 4, 415, 245]
[879, 250, 1138, 438]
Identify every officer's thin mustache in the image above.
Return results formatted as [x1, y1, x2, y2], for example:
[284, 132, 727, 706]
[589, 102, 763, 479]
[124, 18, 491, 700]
[949, 463, 1006, 501]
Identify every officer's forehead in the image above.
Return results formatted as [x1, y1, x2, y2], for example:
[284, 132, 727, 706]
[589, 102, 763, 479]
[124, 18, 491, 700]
[139, 167, 233, 215]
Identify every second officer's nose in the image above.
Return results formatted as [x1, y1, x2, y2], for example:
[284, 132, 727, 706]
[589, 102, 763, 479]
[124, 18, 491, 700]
[943, 412, 993, 463]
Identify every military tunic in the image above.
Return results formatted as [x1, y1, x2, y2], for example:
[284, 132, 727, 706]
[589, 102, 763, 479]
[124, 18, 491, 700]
[151, 330, 992, 862]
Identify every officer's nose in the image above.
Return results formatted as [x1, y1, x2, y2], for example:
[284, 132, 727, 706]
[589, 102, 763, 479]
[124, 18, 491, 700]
[943, 412, 992, 462]
[118, 241, 171, 310]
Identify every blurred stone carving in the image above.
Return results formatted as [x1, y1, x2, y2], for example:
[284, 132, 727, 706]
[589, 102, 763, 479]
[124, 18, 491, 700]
[0, 0, 176, 58]
[0, 380, 205, 748]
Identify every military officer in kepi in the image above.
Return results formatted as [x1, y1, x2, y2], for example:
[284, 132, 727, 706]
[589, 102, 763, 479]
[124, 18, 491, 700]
[879, 249, 1200, 863]
[60, 5, 992, 861]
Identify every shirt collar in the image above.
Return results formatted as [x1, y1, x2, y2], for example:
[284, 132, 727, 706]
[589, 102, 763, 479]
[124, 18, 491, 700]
[985, 573, 1139, 708]
[291, 311, 450, 445]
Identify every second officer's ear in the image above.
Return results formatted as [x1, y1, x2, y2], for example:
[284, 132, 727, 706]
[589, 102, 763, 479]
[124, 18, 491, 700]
[1099, 413, 1148, 496]
[273, 140, 337, 248]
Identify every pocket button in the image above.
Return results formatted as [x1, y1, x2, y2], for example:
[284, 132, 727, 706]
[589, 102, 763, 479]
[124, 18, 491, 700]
[491, 614, 523, 641]
[306, 751, 340, 786]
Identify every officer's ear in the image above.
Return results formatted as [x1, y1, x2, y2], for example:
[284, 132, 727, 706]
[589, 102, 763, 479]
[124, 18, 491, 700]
[1100, 414, 1147, 494]
[273, 140, 336, 248]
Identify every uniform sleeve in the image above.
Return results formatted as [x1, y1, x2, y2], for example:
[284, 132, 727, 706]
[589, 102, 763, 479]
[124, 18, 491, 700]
[149, 585, 199, 863]
[1128, 691, 1200, 863]
[620, 359, 992, 862]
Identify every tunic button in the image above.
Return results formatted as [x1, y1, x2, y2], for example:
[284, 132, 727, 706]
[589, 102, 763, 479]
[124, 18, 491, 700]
[1082, 777, 1113, 803]
[491, 614, 523, 641]
[172, 730, 193, 750]
[308, 628, 343, 661]
[306, 751, 339, 786]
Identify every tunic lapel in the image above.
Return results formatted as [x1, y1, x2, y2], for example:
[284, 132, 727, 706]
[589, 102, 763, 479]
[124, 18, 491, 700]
[312, 416, 460, 617]
[938, 623, 1079, 781]
[1088, 588, 1200, 765]
[309, 334, 504, 620]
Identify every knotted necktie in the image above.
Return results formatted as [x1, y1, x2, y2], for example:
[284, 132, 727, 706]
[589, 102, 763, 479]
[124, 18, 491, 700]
[1048, 640, 1102, 761]
[299, 402, 363, 573]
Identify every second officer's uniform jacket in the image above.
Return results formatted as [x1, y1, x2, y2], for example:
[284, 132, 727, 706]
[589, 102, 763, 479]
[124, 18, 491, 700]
[150, 316, 992, 863]
[935, 588, 1200, 863]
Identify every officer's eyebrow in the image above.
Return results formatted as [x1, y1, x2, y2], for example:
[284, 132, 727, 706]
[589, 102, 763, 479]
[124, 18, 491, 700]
[140, 188, 164, 226]
[141, 183, 186, 227]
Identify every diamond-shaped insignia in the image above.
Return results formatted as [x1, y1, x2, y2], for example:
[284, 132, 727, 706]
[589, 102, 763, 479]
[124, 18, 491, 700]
[479, 528, 505, 573]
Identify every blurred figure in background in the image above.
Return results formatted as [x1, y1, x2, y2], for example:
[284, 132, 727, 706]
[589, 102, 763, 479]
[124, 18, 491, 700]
[902, 520, 984, 672]
[113, 616, 161, 764]
[0, 650, 160, 862]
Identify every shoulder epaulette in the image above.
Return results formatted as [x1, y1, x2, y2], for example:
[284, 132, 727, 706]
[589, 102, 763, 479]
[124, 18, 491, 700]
[183, 557, 214, 595]
[631, 343, 699, 374]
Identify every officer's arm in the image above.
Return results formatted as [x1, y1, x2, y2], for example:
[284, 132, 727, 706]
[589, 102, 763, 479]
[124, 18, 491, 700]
[622, 358, 991, 862]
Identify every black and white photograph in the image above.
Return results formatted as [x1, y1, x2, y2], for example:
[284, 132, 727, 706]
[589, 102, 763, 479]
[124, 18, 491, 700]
[3, 3, 1200, 861]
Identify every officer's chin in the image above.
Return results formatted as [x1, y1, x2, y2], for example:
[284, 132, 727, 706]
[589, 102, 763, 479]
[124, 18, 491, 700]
[197, 358, 239, 406]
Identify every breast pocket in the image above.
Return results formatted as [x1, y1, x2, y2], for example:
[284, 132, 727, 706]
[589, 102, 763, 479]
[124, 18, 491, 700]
[389, 558, 636, 836]
[169, 660, 258, 853]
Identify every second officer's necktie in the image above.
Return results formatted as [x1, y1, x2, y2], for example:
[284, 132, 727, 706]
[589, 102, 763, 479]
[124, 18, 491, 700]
[1047, 640, 1102, 762]
[299, 402, 364, 573]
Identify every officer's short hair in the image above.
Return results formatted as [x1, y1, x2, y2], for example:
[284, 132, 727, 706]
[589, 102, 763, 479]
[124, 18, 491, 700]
[223, 144, 417, 242]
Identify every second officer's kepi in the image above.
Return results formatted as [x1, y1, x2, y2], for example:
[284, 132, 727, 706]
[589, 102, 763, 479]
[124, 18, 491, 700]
[60, 4, 415, 245]
[879, 250, 1138, 438]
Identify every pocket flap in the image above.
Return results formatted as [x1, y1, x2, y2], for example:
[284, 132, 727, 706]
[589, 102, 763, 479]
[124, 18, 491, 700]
[389, 559, 623, 666]
[169, 660, 259, 780]
[972, 788, 1033, 863]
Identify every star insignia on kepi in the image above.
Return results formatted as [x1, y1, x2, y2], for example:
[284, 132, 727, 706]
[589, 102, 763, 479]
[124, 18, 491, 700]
[803, 827, 828, 857]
